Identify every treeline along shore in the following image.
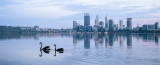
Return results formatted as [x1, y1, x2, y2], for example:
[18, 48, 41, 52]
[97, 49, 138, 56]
[1, 25, 160, 34]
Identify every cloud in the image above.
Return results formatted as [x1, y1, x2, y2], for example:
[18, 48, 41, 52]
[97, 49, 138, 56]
[17, 6, 80, 18]
[0, 0, 81, 19]
[1, 0, 160, 18]
[148, 12, 160, 18]
[71, 0, 160, 14]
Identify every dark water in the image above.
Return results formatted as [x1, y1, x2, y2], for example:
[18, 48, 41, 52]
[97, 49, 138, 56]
[0, 33, 160, 65]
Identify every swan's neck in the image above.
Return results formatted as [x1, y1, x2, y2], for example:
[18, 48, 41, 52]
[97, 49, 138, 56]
[40, 44, 42, 49]
[55, 46, 56, 50]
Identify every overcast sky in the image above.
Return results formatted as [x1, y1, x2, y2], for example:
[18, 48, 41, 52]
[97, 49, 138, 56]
[0, 0, 160, 29]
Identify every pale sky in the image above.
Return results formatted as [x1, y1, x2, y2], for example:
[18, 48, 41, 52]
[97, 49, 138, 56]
[0, 0, 160, 29]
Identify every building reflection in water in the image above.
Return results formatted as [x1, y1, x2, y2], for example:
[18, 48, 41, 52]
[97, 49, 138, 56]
[127, 34, 132, 48]
[0, 32, 159, 48]
[72, 33, 159, 48]
[136, 34, 159, 46]
[84, 33, 91, 49]
[105, 34, 108, 48]
[155, 34, 159, 45]
[99, 33, 104, 46]
[119, 35, 123, 46]
[108, 34, 114, 46]
[94, 33, 99, 48]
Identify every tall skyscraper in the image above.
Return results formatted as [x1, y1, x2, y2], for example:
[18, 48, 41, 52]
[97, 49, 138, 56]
[73, 21, 77, 29]
[119, 20, 123, 29]
[109, 19, 114, 31]
[105, 16, 108, 29]
[155, 22, 159, 30]
[127, 18, 132, 30]
[84, 13, 90, 26]
[95, 14, 99, 25]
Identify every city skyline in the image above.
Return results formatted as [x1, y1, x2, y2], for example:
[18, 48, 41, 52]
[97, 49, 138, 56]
[1, 0, 160, 29]
[72, 13, 160, 32]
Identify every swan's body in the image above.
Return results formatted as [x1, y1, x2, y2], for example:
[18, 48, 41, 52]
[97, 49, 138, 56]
[43, 46, 50, 50]
[54, 44, 64, 53]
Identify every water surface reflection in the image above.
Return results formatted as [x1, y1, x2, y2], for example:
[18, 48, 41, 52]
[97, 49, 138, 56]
[72, 33, 159, 48]
[0, 32, 159, 47]
[0, 32, 160, 65]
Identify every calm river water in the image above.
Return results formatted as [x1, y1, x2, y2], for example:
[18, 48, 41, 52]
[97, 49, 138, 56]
[0, 33, 160, 65]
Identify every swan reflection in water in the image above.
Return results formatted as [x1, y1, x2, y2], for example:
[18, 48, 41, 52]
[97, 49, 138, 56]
[39, 42, 64, 57]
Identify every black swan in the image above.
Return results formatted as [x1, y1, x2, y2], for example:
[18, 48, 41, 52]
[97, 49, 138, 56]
[54, 44, 64, 53]
[39, 42, 50, 54]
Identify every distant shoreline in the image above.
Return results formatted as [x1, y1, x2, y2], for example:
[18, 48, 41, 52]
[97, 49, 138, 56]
[1, 25, 160, 33]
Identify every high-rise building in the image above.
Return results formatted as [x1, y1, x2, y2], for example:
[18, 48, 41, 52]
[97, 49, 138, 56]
[109, 19, 114, 31]
[99, 21, 104, 27]
[119, 20, 123, 29]
[84, 13, 90, 26]
[73, 21, 77, 29]
[142, 24, 156, 31]
[155, 22, 159, 30]
[105, 16, 108, 29]
[95, 14, 99, 25]
[148, 25, 155, 30]
[34, 25, 39, 28]
[127, 18, 132, 30]
[142, 25, 148, 30]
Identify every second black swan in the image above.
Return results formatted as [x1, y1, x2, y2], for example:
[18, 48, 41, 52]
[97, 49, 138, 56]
[54, 44, 64, 53]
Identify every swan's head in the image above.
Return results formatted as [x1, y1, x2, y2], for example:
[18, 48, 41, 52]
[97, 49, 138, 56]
[54, 44, 56, 46]
[39, 42, 42, 44]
